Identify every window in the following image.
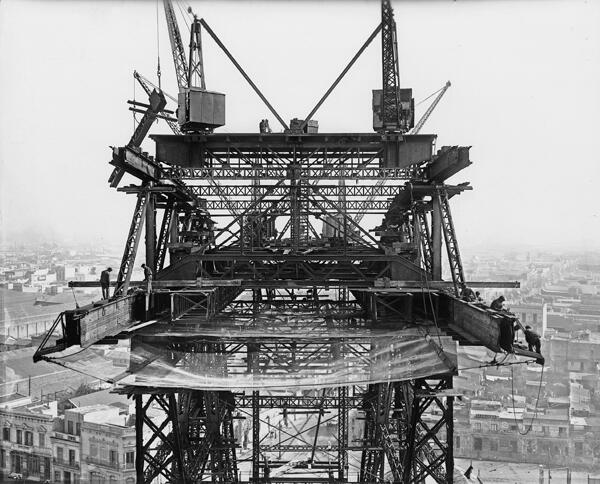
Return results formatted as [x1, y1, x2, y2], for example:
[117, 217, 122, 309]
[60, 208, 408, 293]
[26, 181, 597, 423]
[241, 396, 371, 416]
[455, 436, 460, 449]
[16, 429, 22, 444]
[69, 449, 76, 465]
[125, 451, 135, 467]
[1, 449, 5, 468]
[559, 427, 567, 437]
[521, 313, 527, 323]
[29, 455, 40, 474]
[2, 427, 9, 441]
[76, 423, 81, 436]
[90, 443, 98, 458]
[55, 471, 61, 482]
[57, 447, 64, 462]
[109, 450, 118, 465]
[39, 432, 46, 448]
[474, 437, 482, 451]
[575, 442, 583, 455]
[533, 313, 538, 323]
[67, 421, 74, 435]
[491, 423, 498, 432]
[490, 440, 498, 451]
[474, 422, 482, 431]
[25, 431, 33, 446]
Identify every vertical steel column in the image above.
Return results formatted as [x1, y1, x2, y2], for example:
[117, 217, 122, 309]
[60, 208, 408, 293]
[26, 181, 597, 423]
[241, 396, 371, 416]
[170, 204, 179, 243]
[135, 394, 144, 483]
[431, 197, 442, 280]
[156, 200, 174, 272]
[289, 160, 301, 253]
[145, 188, 156, 270]
[168, 393, 187, 483]
[338, 386, 348, 481]
[252, 390, 260, 482]
[446, 378, 454, 483]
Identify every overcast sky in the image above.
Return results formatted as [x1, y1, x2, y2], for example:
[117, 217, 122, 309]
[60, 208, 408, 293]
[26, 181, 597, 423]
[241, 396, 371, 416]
[1, 0, 599, 251]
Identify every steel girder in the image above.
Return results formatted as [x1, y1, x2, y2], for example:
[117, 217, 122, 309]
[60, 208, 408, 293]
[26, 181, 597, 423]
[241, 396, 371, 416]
[163, 165, 419, 180]
[191, 184, 406, 198]
[114, 190, 148, 297]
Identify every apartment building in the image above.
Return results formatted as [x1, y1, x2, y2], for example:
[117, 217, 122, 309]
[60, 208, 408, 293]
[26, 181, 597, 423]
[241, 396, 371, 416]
[0, 400, 56, 481]
[79, 406, 136, 483]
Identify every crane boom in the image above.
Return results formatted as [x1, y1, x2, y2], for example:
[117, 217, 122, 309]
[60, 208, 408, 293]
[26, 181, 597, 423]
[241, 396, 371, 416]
[410, 81, 451, 134]
[380, 0, 401, 131]
[163, 0, 189, 89]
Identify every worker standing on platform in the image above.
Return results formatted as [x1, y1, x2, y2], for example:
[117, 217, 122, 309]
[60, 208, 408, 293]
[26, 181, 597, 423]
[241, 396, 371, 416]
[524, 325, 542, 353]
[100, 267, 112, 300]
[490, 295, 506, 311]
[141, 263, 153, 292]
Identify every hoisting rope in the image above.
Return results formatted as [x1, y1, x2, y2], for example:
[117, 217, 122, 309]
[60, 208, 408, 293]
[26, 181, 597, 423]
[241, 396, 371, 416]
[156, 0, 162, 89]
[132, 74, 138, 132]
[510, 363, 544, 435]
[415, 85, 445, 107]
[175, 0, 193, 34]
[458, 353, 535, 372]
[410, 183, 444, 349]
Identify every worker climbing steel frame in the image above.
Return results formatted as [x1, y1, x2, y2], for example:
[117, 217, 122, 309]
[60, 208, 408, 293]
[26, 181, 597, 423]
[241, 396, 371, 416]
[31, 1, 540, 483]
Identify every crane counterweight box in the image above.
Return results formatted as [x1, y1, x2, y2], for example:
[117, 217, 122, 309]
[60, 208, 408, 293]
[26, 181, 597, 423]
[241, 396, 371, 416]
[179, 87, 226, 131]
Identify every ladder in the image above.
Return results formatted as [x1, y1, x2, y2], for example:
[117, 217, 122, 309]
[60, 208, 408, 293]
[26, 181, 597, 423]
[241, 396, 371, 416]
[435, 187, 465, 295]
[114, 191, 148, 297]
[416, 211, 433, 274]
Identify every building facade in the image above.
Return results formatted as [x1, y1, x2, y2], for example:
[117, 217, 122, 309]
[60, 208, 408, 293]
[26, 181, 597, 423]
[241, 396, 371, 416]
[0, 402, 55, 481]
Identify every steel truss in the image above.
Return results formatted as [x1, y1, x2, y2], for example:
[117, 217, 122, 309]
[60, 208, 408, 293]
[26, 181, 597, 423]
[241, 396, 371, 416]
[128, 375, 454, 483]
[43, 3, 483, 483]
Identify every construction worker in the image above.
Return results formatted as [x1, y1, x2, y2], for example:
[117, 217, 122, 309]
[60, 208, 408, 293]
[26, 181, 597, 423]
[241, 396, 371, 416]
[475, 291, 485, 304]
[524, 325, 542, 353]
[460, 283, 476, 302]
[490, 295, 506, 311]
[100, 267, 112, 299]
[141, 263, 153, 292]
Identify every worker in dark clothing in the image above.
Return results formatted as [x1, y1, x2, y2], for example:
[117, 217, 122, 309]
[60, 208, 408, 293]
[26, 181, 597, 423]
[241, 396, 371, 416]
[490, 295, 505, 311]
[524, 325, 542, 353]
[100, 267, 112, 299]
[460, 283, 476, 302]
[141, 263, 153, 292]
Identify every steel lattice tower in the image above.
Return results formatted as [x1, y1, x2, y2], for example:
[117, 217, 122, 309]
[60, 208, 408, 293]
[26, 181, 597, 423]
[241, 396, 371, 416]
[34, 2, 543, 483]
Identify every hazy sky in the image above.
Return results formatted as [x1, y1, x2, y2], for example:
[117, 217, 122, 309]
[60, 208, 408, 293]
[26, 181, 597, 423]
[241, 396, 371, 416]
[1, 0, 599, 251]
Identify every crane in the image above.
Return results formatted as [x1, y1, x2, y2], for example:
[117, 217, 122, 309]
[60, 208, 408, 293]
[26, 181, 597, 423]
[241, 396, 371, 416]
[409, 80, 451, 134]
[163, 0, 223, 132]
[353, 81, 450, 226]
[163, 0, 188, 89]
